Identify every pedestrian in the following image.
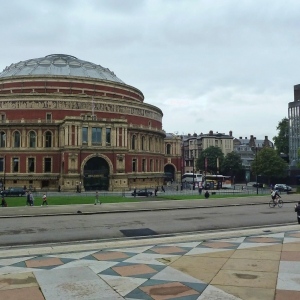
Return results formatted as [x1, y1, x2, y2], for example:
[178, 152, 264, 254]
[41, 193, 48, 206]
[94, 190, 101, 205]
[133, 187, 137, 197]
[26, 191, 31, 206]
[270, 184, 273, 190]
[295, 201, 300, 224]
[161, 185, 165, 192]
[204, 190, 210, 199]
[1, 196, 7, 207]
[198, 186, 203, 195]
[29, 191, 34, 206]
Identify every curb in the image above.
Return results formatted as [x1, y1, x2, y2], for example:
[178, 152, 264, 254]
[0, 200, 297, 218]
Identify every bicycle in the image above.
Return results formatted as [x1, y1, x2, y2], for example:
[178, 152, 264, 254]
[269, 198, 283, 208]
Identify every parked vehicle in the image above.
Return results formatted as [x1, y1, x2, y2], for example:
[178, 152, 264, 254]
[131, 189, 153, 197]
[274, 184, 292, 192]
[253, 183, 264, 188]
[0, 187, 26, 197]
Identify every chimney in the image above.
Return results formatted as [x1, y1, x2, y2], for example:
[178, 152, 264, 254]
[239, 137, 242, 139]
[209, 130, 213, 135]
[229, 130, 232, 136]
[245, 137, 247, 139]
[188, 133, 191, 137]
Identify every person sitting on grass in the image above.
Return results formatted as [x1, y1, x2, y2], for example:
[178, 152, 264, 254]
[204, 190, 210, 199]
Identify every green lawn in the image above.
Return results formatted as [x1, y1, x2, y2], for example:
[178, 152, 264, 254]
[2, 193, 269, 207]
[159, 194, 268, 200]
[3, 196, 139, 207]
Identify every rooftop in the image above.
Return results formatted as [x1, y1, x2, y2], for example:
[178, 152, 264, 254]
[0, 54, 124, 83]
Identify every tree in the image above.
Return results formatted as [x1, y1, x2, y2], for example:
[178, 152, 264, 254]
[273, 118, 289, 157]
[221, 151, 245, 177]
[251, 147, 288, 181]
[196, 146, 224, 174]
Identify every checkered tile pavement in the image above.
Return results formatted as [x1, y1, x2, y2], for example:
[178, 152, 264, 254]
[1, 230, 300, 299]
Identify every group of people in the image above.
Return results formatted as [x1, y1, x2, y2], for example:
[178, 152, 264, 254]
[26, 191, 48, 206]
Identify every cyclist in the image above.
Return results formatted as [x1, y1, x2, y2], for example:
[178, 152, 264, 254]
[271, 189, 281, 204]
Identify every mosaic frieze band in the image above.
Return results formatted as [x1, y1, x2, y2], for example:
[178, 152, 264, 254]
[0, 99, 162, 122]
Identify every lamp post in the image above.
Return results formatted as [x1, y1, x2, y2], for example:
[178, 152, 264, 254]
[192, 155, 195, 190]
[252, 146, 258, 195]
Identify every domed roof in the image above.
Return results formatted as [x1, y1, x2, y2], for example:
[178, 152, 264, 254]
[0, 54, 124, 83]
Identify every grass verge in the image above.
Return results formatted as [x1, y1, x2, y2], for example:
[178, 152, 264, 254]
[1, 193, 270, 207]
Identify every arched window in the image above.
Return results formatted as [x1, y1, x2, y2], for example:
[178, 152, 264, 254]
[0, 131, 6, 148]
[45, 131, 52, 148]
[14, 131, 20, 148]
[141, 136, 145, 150]
[131, 135, 136, 150]
[29, 131, 36, 148]
[166, 144, 171, 155]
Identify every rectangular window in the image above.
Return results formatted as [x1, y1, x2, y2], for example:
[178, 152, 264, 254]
[28, 157, 35, 172]
[106, 128, 111, 145]
[0, 114, 5, 122]
[0, 158, 3, 172]
[46, 113, 52, 123]
[142, 159, 146, 172]
[13, 157, 19, 172]
[156, 159, 158, 171]
[92, 127, 102, 144]
[132, 158, 137, 172]
[0, 132, 5, 147]
[150, 159, 153, 172]
[44, 158, 51, 172]
[82, 127, 88, 144]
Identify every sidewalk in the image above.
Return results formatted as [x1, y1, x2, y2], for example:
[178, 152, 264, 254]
[0, 224, 300, 299]
[0, 194, 298, 218]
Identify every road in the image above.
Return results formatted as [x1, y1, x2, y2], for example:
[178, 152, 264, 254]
[0, 202, 297, 247]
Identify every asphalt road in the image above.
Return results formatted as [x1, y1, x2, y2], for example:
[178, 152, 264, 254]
[0, 202, 297, 247]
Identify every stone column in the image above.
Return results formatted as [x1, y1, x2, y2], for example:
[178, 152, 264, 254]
[38, 128, 42, 148]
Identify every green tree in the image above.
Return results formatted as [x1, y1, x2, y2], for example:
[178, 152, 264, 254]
[221, 151, 245, 176]
[251, 147, 288, 181]
[196, 146, 224, 174]
[273, 117, 289, 156]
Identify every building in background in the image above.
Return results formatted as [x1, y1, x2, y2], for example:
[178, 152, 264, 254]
[0, 54, 180, 191]
[289, 84, 300, 167]
[233, 135, 274, 182]
[182, 131, 234, 174]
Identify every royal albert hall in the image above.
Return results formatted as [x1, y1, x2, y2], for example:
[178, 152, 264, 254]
[0, 54, 181, 192]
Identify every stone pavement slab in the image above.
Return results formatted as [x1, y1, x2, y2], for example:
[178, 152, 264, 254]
[0, 226, 300, 299]
[34, 266, 124, 299]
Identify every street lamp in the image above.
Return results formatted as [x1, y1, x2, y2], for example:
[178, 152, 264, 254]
[192, 155, 195, 190]
[252, 146, 258, 195]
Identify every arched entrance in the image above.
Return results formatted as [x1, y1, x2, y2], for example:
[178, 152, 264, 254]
[83, 157, 110, 191]
[164, 164, 175, 182]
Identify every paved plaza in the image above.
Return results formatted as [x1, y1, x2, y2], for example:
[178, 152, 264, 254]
[1, 224, 300, 299]
[1, 196, 300, 299]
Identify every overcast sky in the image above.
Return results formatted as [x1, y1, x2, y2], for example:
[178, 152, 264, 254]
[0, 0, 297, 141]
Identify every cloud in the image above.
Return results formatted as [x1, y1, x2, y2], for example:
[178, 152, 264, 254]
[0, 0, 298, 142]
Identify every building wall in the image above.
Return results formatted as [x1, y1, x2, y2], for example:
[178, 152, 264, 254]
[0, 75, 168, 192]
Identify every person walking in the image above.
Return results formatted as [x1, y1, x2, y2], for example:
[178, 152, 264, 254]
[26, 191, 31, 206]
[41, 193, 48, 206]
[133, 187, 137, 198]
[1, 196, 7, 207]
[161, 185, 165, 192]
[94, 190, 101, 205]
[198, 185, 203, 195]
[295, 202, 300, 224]
[29, 191, 34, 206]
